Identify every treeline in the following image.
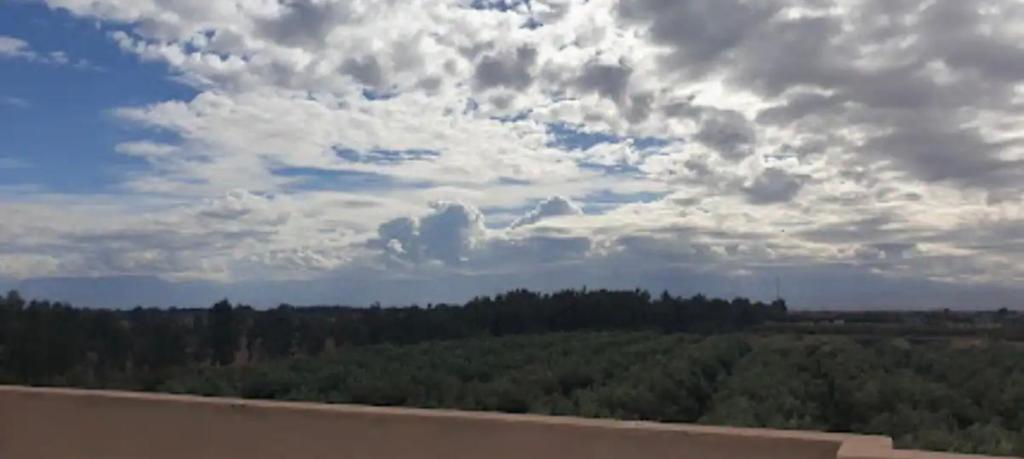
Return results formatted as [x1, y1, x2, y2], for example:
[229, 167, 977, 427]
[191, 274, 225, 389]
[0, 288, 787, 387]
[768, 308, 1024, 341]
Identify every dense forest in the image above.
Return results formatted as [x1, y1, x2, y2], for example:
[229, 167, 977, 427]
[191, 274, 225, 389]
[1, 289, 1022, 455]
[0, 288, 785, 385]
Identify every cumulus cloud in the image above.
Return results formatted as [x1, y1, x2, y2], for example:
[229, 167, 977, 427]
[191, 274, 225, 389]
[576, 61, 631, 102]
[255, 0, 355, 48]
[694, 109, 756, 161]
[341, 56, 386, 89]
[2, 0, 1023, 307]
[743, 168, 804, 204]
[573, 60, 654, 123]
[509, 196, 583, 229]
[474, 46, 538, 90]
[618, 0, 777, 65]
[371, 197, 594, 270]
[374, 201, 487, 265]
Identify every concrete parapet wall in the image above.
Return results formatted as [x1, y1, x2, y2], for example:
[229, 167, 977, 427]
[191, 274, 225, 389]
[0, 386, 1014, 459]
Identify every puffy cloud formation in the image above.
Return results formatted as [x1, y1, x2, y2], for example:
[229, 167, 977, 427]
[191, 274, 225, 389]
[744, 168, 804, 204]
[3, 0, 1024, 307]
[375, 201, 487, 265]
[509, 196, 584, 229]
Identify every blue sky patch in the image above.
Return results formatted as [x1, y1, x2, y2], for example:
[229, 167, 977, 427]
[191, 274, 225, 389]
[0, 2, 197, 193]
[469, 0, 531, 12]
[335, 148, 441, 164]
[546, 122, 672, 152]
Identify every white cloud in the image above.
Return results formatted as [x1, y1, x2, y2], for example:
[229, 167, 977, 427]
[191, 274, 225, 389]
[0, 35, 87, 66]
[0, 36, 32, 59]
[509, 196, 584, 229]
[374, 201, 487, 265]
[2, 0, 1023, 307]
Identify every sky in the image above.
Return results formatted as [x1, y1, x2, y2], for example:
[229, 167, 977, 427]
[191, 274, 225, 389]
[1, 0, 1023, 309]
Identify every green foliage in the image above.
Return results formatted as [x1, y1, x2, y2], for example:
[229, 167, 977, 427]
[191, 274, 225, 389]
[2, 288, 1022, 456]
[699, 336, 1024, 456]
[150, 333, 1024, 457]
[0, 287, 785, 384]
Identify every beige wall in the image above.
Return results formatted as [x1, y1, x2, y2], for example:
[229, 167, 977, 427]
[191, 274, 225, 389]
[0, 386, 1012, 459]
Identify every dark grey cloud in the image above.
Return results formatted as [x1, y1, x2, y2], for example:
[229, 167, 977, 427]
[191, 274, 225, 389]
[729, 15, 846, 97]
[865, 123, 1024, 187]
[683, 157, 713, 178]
[755, 91, 843, 126]
[575, 61, 653, 123]
[256, 0, 353, 48]
[624, 0, 1024, 190]
[418, 76, 443, 93]
[743, 168, 803, 204]
[611, 234, 717, 265]
[624, 92, 654, 124]
[694, 109, 756, 160]
[576, 61, 631, 102]
[892, 214, 1024, 258]
[918, 1, 1024, 82]
[473, 46, 538, 90]
[775, 6, 1023, 188]
[487, 236, 592, 266]
[618, 0, 780, 73]
[341, 56, 385, 88]
[798, 214, 911, 246]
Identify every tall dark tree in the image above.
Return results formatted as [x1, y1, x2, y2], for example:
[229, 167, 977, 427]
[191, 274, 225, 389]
[130, 309, 188, 372]
[250, 305, 297, 359]
[208, 300, 239, 366]
[2, 290, 25, 310]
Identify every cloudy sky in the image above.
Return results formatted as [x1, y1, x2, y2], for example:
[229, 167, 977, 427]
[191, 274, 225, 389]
[1, 0, 1023, 309]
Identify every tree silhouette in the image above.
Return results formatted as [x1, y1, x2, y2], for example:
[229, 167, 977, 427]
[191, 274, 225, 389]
[208, 299, 239, 366]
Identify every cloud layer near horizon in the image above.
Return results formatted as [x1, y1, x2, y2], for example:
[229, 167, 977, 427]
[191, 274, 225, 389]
[2, 0, 1024, 308]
